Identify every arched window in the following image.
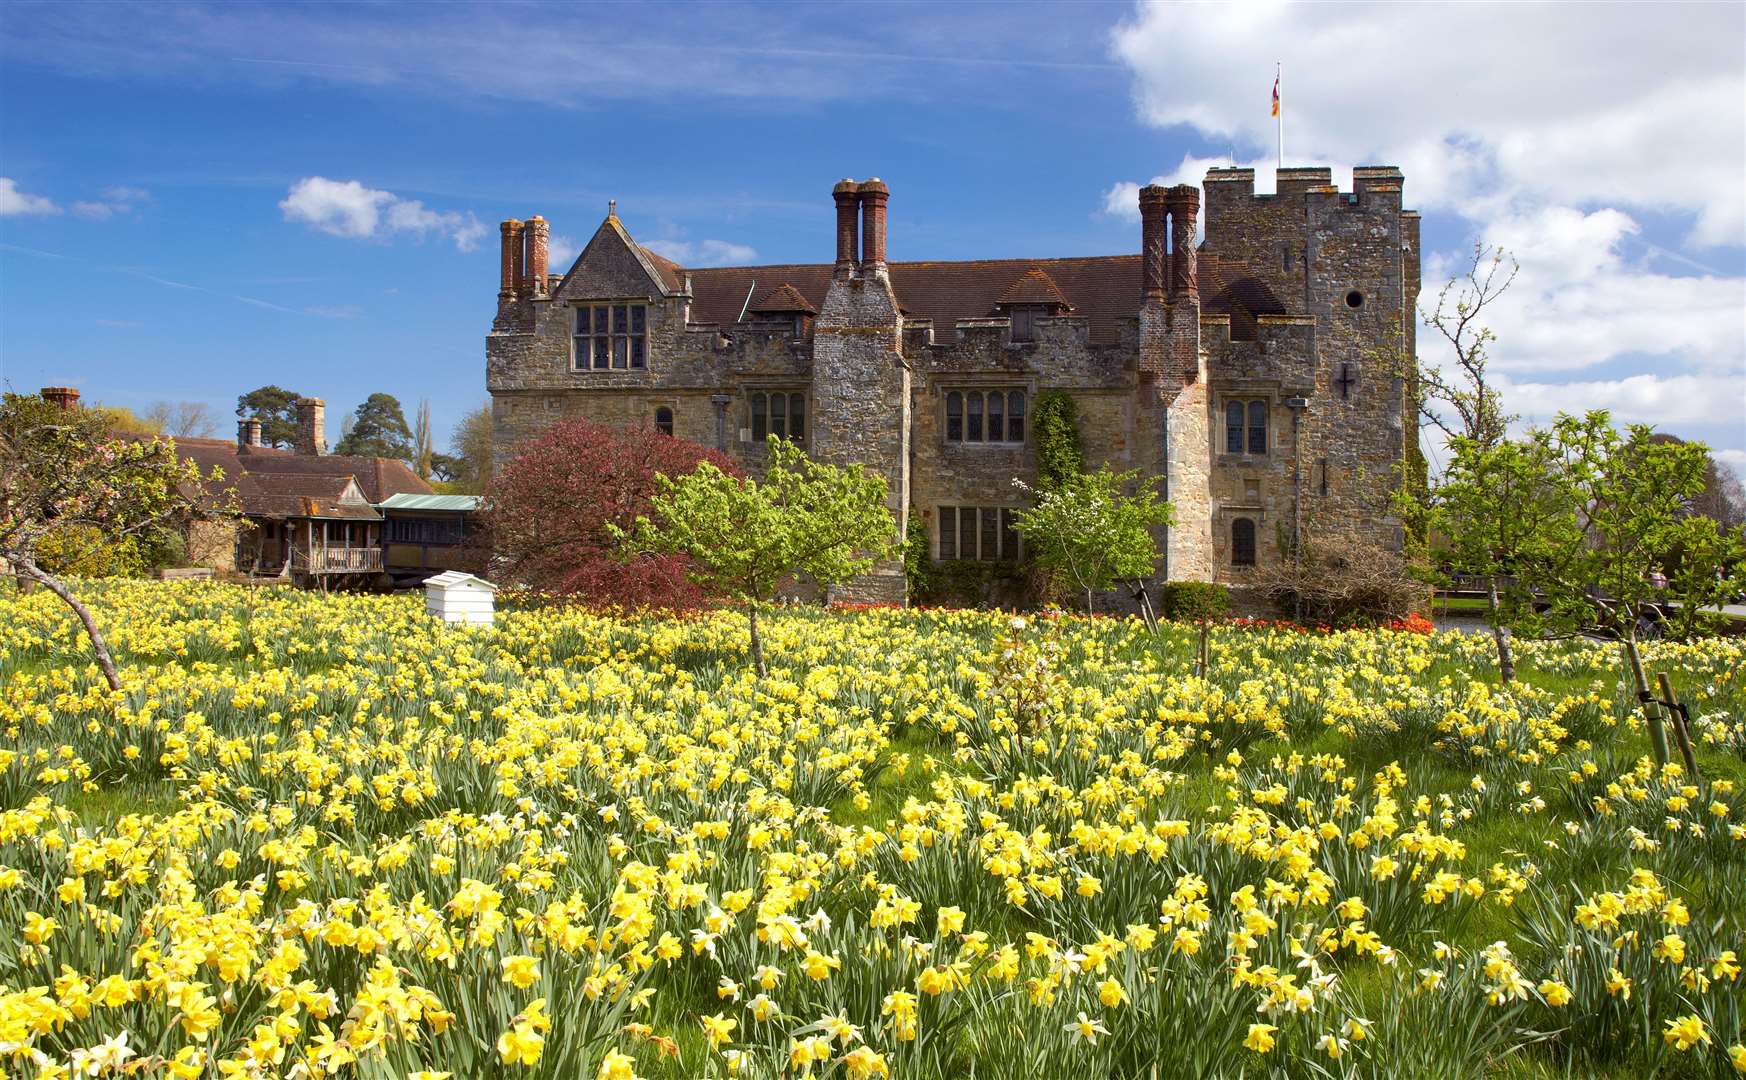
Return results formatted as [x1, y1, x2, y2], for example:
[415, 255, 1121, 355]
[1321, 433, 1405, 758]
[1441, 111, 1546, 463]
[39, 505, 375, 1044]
[967, 393, 983, 442]
[1231, 517, 1257, 567]
[1225, 402, 1244, 454]
[1247, 401, 1269, 454]
[1006, 391, 1025, 443]
[946, 392, 963, 441]
[654, 406, 673, 436]
[750, 393, 767, 441]
[987, 392, 1004, 443]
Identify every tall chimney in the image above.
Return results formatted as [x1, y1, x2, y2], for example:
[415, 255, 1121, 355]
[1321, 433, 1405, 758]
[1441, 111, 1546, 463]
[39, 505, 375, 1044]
[499, 219, 524, 301]
[858, 178, 889, 276]
[237, 417, 263, 452]
[1139, 184, 1169, 304]
[1165, 184, 1200, 303]
[40, 386, 81, 410]
[525, 216, 549, 296]
[296, 397, 326, 456]
[832, 179, 860, 279]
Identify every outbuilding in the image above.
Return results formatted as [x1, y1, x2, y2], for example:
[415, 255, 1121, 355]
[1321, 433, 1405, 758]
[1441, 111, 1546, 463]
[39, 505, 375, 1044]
[423, 570, 497, 625]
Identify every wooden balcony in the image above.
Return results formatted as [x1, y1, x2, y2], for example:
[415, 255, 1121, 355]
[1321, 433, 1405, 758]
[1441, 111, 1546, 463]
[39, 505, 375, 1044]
[292, 546, 383, 574]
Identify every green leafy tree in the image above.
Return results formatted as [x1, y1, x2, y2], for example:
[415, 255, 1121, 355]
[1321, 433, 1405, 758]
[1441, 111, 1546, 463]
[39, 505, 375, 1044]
[441, 404, 495, 494]
[1411, 432, 1576, 682]
[612, 437, 895, 676]
[1, 392, 226, 692]
[1031, 390, 1084, 493]
[1528, 412, 1744, 766]
[237, 385, 305, 449]
[334, 393, 415, 460]
[1012, 466, 1173, 613]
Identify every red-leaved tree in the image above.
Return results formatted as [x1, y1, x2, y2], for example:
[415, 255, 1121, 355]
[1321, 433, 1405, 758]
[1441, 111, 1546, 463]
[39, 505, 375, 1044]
[484, 419, 741, 608]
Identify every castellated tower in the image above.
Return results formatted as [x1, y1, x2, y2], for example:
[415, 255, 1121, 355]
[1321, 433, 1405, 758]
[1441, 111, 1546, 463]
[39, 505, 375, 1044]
[811, 179, 910, 604]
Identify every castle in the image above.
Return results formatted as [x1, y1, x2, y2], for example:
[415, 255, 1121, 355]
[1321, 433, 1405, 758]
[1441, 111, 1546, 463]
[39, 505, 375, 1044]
[486, 166, 1419, 603]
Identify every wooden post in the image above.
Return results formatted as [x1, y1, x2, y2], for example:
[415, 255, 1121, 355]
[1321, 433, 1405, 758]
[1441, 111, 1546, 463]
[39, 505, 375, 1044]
[1195, 620, 1209, 678]
[1655, 672, 1701, 780]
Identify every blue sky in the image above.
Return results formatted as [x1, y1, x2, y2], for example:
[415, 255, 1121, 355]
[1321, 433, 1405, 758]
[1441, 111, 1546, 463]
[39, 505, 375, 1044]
[2, 0, 1741, 473]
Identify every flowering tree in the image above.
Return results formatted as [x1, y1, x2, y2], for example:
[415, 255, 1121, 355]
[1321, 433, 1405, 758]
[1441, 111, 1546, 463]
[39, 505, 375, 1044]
[1526, 412, 1744, 765]
[1012, 466, 1173, 613]
[0, 391, 221, 691]
[485, 418, 739, 608]
[612, 437, 894, 676]
[1413, 431, 1577, 682]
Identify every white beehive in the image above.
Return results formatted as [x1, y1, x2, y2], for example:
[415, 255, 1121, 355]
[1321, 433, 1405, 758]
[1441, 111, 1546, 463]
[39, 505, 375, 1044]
[424, 570, 497, 626]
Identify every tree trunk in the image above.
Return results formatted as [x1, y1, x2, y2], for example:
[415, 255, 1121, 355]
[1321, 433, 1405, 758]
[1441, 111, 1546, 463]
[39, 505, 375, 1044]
[1085, 587, 1094, 614]
[746, 601, 767, 678]
[19, 560, 122, 693]
[1487, 574, 1515, 683]
[1622, 627, 1670, 767]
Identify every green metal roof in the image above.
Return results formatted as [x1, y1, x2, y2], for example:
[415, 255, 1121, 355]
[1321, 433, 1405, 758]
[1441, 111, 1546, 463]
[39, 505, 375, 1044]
[375, 493, 482, 512]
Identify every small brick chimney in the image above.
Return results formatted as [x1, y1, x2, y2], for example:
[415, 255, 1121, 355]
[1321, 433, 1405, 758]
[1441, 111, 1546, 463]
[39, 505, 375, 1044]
[296, 397, 326, 456]
[832, 179, 860, 279]
[1138, 184, 1169, 304]
[1165, 184, 1200, 303]
[525, 215, 549, 297]
[237, 416, 263, 452]
[40, 386, 81, 410]
[858, 178, 889, 276]
[499, 218, 524, 301]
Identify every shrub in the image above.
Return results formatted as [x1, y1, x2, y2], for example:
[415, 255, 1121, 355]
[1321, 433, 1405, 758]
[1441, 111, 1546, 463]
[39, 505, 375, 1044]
[1158, 581, 1229, 621]
[484, 418, 740, 608]
[1031, 391, 1083, 493]
[1251, 536, 1429, 626]
[902, 511, 932, 603]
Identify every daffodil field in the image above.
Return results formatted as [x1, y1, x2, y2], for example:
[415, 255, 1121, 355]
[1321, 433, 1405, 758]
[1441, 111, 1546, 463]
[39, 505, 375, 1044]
[2, 582, 1744, 1079]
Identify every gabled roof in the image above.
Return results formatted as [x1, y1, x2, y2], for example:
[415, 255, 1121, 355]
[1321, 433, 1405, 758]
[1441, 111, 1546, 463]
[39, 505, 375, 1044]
[749, 282, 818, 315]
[154, 435, 433, 520]
[995, 267, 1071, 309]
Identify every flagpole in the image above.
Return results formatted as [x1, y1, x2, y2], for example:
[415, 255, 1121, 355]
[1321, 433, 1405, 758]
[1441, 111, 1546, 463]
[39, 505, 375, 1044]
[1276, 61, 1283, 170]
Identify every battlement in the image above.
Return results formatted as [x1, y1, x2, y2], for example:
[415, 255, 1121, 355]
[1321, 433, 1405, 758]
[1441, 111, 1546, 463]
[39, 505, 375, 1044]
[1203, 164, 1404, 206]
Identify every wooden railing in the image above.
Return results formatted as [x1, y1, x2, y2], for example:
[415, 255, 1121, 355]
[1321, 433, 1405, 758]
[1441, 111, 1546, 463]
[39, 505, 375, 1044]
[292, 546, 383, 574]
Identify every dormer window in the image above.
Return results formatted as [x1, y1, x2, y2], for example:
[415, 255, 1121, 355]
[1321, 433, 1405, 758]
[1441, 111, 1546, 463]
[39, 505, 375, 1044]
[573, 303, 646, 371]
[1008, 305, 1050, 343]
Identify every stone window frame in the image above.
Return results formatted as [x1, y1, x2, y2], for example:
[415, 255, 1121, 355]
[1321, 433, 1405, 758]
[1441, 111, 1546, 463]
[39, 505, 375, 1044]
[942, 386, 1029, 447]
[653, 404, 675, 436]
[744, 388, 807, 446]
[569, 301, 648, 372]
[936, 505, 1022, 563]
[1219, 395, 1273, 457]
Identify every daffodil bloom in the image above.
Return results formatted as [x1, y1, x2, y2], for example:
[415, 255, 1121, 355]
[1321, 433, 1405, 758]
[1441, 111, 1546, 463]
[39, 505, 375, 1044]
[1065, 1011, 1109, 1044]
[1244, 1023, 1277, 1052]
[1665, 1014, 1711, 1052]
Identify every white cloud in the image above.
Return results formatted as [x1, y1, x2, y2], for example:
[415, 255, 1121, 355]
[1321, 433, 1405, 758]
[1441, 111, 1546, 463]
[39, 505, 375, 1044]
[279, 176, 484, 251]
[643, 238, 759, 267]
[71, 185, 151, 220]
[1502, 371, 1746, 430]
[0, 177, 61, 216]
[1110, 0, 1746, 247]
[547, 234, 579, 268]
[1438, 205, 1746, 377]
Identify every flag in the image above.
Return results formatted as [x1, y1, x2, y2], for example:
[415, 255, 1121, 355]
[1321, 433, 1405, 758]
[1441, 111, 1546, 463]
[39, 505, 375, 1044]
[1271, 75, 1280, 118]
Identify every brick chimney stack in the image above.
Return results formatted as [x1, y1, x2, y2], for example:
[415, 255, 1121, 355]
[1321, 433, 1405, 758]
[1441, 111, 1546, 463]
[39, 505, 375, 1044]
[525, 216, 549, 297]
[1165, 184, 1200, 303]
[832, 179, 860, 279]
[296, 397, 326, 456]
[237, 417, 263, 452]
[858, 178, 889, 276]
[1138, 184, 1169, 304]
[499, 219, 523, 301]
[40, 386, 81, 410]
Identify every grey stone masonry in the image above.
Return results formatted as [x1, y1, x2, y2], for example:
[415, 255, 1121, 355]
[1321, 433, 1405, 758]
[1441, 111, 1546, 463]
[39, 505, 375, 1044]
[485, 165, 1420, 607]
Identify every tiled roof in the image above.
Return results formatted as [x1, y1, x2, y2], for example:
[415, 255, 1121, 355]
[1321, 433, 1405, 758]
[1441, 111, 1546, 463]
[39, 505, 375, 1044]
[995, 267, 1070, 308]
[682, 252, 1286, 346]
[639, 246, 685, 292]
[154, 436, 433, 519]
[749, 282, 818, 315]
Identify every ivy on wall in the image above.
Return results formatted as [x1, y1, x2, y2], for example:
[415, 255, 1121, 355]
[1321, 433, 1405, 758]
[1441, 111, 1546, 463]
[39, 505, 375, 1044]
[1032, 391, 1084, 494]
